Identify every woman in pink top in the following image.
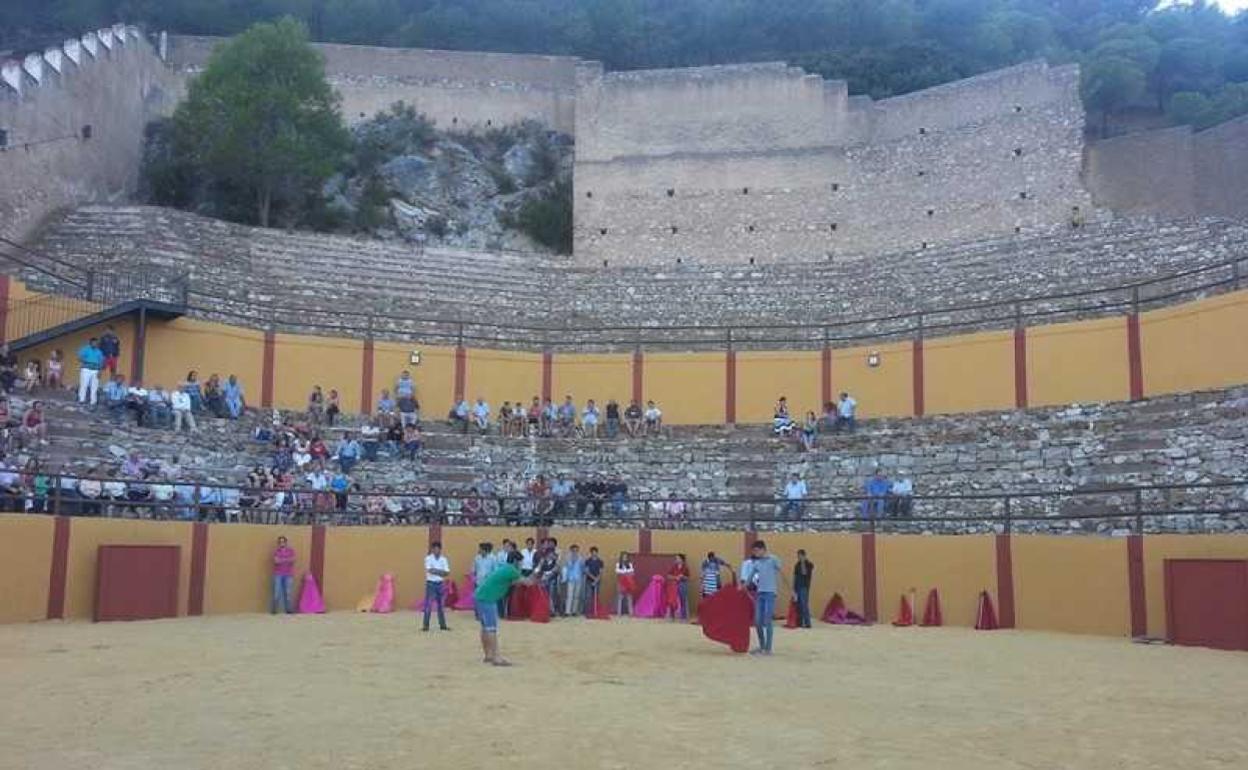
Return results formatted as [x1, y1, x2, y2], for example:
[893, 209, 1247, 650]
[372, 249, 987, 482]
[272, 536, 297, 614]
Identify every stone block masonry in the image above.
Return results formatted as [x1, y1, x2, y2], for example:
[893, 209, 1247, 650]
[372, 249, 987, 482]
[574, 60, 1094, 266]
[0, 26, 177, 243]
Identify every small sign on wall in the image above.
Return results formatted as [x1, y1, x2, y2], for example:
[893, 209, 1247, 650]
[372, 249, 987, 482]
[409, 350, 422, 365]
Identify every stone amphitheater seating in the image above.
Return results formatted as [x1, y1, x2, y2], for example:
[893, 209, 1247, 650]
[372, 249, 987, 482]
[25, 384, 1248, 534]
[27, 206, 1248, 344]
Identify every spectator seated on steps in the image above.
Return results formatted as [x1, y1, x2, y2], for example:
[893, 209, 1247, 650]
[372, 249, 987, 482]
[772, 396, 795, 437]
[509, 397, 526, 437]
[0, 461, 22, 511]
[834, 391, 858, 434]
[223, 374, 246, 419]
[20, 359, 40, 394]
[203, 374, 225, 418]
[125, 379, 150, 426]
[472, 398, 492, 435]
[887, 475, 914, 516]
[17, 400, 49, 447]
[402, 424, 422, 460]
[182, 371, 205, 413]
[376, 389, 396, 424]
[540, 398, 557, 437]
[103, 374, 128, 424]
[862, 469, 891, 518]
[557, 395, 577, 437]
[360, 419, 382, 461]
[644, 401, 663, 436]
[625, 400, 643, 437]
[336, 432, 361, 474]
[582, 400, 601, 439]
[171, 387, 198, 433]
[147, 385, 173, 428]
[449, 398, 470, 433]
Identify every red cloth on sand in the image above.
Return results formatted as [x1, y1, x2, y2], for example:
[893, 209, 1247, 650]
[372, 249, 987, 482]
[698, 584, 754, 654]
[784, 598, 800, 629]
[529, 586, 551, 623]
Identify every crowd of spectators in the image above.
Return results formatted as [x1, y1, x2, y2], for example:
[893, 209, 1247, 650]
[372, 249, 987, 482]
[447, 393, 664, 439]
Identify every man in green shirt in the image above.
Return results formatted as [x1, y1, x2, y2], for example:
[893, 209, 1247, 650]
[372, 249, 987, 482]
[474, 562, 535, 666]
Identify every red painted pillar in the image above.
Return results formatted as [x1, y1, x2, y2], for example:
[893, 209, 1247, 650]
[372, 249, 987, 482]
[261, 330, 276, 408]
[638, 529, 652, 555]
[541, 350, 553, 403]
[1013, 326, 1028, 409]
[454, 345, 467, 402]
[1127, 314, 1144, 401]
[725, 349, 737, 425]
[861, 533, 878, 623]
[912, 338, 925, 417]
[743, 530, 756, 559]
[360, 338, 375, 414]
[632, 348, 643, 405]
[188, 522, 209, 616]
[310, 525, 327, 596]
[1127, 534, 1147, 637]
[994, 534, 1016, 629]
[45, 516, 71, 620]
[821, 345, 832, 408]
[0, 274, 10, 343]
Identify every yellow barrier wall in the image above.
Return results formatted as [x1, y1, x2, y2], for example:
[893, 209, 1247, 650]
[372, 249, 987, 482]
[924, 331, 1015, 415]
[651, 530, 744, 617]
[761, 532, 864, 620]
[0, 515, 54, 623]
[145, 318, 264, 397]
[1140, 291, 1248, 397]
[548, 528, 640, 609]
[1027, 316, 1129, 407]
[736, 351, 821, 424]
[551, 353, 631, 410]
[466, 349, 543, 414]
[645, 352, 724, 425]
[18, 319, 138, 387]
[876, 535, 998, 627]
[203, 524, 311, 615]
[63, 518, 194, 620]
[1142, 535, 1248, 639]
[373, 342, 455, 413]
[274, 333, 364, 414]
[323, 527, 428, 612]
[1012, 536, 1130, 636]
[829, 341, 913, 418]
[437, 526, 519, 590]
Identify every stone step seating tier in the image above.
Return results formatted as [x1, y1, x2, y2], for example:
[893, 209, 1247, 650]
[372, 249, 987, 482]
[18, 385, 1248, 534]
[25, 206, 1248, 343]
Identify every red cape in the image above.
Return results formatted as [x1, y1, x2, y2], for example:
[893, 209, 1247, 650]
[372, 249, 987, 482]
[698, 585, 754, 653]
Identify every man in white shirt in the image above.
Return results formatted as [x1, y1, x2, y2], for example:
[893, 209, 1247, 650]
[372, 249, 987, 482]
[473, 398, 491, 434]
[422, 541, 451, 631]
[835, 391, 858, 433]
[644, 400, 663, 436]
[888, 475, 914, 516]
[783, 473, 808, 518]
[519, 537, 537, 576]
[170, 389, 198, 433]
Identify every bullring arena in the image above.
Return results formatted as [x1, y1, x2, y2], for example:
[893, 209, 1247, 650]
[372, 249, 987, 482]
[3, 22, 1248, 770]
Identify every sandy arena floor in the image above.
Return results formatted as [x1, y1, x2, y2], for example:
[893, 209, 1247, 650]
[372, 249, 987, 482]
[1, 613, 1247, 770]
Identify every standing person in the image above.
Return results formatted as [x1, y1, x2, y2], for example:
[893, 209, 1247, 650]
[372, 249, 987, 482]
[537, 540, 561, 615]
[668, 553, 691, 621]
[473, 542, 496, 619]
[519, 537, 537, 577]
[615, 552, 636, 615]
[792, 549, 815, 629]
[583, 546, 605, 615]
[99, 325, 122, 376]
[472, 559, 535, 666]
[76, 338, 104, 405]
[271, 536, 296, 614]
[835, 391, 858, 433]
[562, 544, 585, 617]
[742, 541, 782, 655]
[701, 551, 727, 598]
[422, 541, 451, 631]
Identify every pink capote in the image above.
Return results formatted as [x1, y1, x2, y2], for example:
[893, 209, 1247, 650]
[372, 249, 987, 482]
[452, 575, 476, 610]
[298, 571, 325, 614]
[370, 573, 395, 613]
[632, 574, 667, 618]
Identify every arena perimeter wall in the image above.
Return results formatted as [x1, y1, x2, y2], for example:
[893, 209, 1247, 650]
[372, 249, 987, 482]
[4, 514, 1247, 641]
[4, 277, 1247, 425]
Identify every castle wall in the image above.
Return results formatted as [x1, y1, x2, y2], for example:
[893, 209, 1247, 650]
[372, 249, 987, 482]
[167, 35, 579, 132]
[1083, 126, 1198, 217]
[573, 61, 1095, 266]
[0, 26, 174, 243]
[1193, 113, 1248, 220]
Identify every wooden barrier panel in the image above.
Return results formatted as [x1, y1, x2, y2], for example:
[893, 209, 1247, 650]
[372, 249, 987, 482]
[0, 514, 54, 623]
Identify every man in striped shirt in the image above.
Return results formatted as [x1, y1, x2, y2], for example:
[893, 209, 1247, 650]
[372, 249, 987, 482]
[700, 552, 728, 597]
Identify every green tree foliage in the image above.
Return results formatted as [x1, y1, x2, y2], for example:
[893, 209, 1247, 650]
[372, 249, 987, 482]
[510, 179, 573, 254]
[10, 1, 1248, 134]
[168, 17, 348, 227]
[1081, 54, 1147, 137]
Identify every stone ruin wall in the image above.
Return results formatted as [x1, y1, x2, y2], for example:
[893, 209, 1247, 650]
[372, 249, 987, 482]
[572, 59, 1096, 266]
[166, 35, 580, 133]
[0, 25, 175, 243]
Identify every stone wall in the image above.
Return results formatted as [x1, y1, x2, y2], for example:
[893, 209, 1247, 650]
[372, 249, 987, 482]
[1086, 115, 1248, 221]
[166, 35, 580, 132]
[0, 26, 174, 243]
[573, 60, 1095, 266]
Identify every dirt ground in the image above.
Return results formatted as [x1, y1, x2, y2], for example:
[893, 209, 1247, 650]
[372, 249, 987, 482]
[1, 612, 1246, 770]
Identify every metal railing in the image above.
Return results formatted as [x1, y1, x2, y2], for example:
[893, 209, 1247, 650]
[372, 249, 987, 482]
[6, 474, 1246, 534]
[2, 232, 1246, 350]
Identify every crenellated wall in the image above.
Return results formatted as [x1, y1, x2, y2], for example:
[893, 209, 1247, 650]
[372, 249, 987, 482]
[0, 25, 176, 243]
[573, 60, 1095, 266]
[165, 35, 580, 132]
